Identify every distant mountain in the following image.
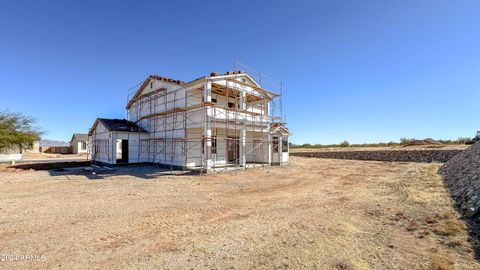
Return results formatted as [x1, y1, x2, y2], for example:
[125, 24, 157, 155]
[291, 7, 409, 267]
[39, 139, 69, 147]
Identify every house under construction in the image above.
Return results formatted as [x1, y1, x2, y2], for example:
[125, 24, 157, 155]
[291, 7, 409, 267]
[88, 65, 290, 173]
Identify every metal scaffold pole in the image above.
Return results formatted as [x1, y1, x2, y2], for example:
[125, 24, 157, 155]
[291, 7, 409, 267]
[112, 63, 284, 174]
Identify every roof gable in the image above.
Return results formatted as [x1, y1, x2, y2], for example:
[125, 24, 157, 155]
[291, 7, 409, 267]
[127, 75, 185, 109]
[70, 133, 88, 142]
[210, 72, 261, 88]
[270, 123, 291, 136]
[89, 118, 147, 135]
[238, 74, 261, 88]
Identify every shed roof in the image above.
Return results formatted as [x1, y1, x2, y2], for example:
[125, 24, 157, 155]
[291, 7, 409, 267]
[88, 118, 147, 135]
[71, 133, 88, 142]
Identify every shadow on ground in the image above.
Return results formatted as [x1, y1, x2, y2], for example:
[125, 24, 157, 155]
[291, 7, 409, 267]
[7, 161, 199, 180]
[8, 161, 92, 170]
[50, 164, 199, 180]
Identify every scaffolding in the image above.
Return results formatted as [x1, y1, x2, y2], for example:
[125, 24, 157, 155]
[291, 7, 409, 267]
[94, 62, 286, 173]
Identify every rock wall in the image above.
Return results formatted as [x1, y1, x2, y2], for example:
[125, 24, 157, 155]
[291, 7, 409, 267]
[291, 149, 462, 163]
[439, 141, 480, 217]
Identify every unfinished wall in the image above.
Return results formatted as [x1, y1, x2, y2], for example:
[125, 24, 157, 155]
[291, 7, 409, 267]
[113, 132, 150, 163]
[90, 123, 110, 163]
[123, 73, 287, 171]
[184, 128, 242, 168]
[90, 122, 150, 164]
[128, 80, 187, 122]
[245, 131, 269, 163]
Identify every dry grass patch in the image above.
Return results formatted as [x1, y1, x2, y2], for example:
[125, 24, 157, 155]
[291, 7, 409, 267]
[0, 157, 478, 269]
[397, 164, 470, 253]
[431, 253, 454, 270]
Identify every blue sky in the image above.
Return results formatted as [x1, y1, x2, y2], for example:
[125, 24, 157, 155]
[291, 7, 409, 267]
[1, 0, 479, 144]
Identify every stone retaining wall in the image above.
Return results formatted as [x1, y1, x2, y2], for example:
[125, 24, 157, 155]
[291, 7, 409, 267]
[439, 141, 480, 217]
[291, 149, 463, 163]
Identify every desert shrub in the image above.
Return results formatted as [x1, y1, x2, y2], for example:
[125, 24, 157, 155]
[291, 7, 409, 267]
[339, 141, 350, 147]
[400, 138, 415, 145]
[290, 136, 470, 149]
[455, 137, 471, 144]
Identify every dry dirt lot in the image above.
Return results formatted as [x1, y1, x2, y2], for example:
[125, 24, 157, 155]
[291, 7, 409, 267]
[20, 153, 88, 160]
[1, 157, 479, 269]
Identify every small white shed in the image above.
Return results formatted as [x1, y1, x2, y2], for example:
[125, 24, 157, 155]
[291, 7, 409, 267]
[89, 118, 149, 164]
[70, 134, 89, 154]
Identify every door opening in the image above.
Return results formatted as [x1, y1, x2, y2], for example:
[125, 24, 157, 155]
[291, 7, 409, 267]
[227, 137, 239, 163]
[116, 139, 129, 164]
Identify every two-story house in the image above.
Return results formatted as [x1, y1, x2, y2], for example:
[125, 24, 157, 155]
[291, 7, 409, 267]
[88, 71, 290, 172]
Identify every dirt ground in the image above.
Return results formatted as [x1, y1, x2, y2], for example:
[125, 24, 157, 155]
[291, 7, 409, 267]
[1, 157, 479, 269]
[21, 152, 88, 160]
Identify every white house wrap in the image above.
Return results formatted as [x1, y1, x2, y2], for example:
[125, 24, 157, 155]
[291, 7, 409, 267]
[89, 71, 290, 173]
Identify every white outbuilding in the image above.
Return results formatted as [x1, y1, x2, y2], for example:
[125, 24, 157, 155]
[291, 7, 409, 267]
[70, 134, 89, 154]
